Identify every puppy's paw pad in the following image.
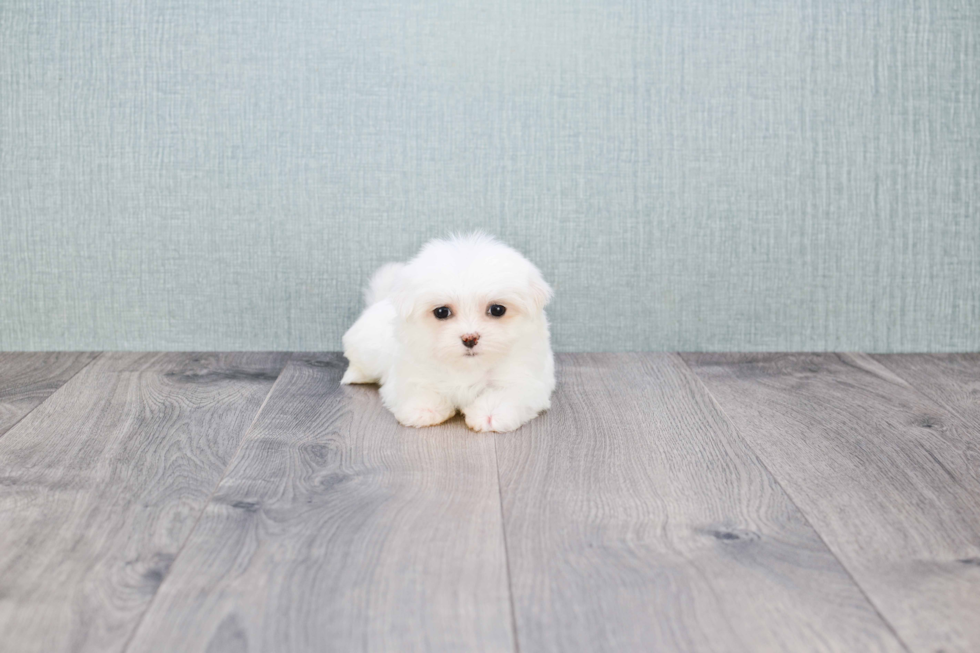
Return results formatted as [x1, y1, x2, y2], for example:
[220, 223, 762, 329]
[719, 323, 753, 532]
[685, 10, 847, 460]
[465, 410, 524, 433]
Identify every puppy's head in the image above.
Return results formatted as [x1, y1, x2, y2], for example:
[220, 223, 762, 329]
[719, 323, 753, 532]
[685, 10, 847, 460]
[392, 233, 552, 363]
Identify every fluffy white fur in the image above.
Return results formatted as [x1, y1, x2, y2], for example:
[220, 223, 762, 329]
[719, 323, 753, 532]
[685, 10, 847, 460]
[342, 233, 555, 432]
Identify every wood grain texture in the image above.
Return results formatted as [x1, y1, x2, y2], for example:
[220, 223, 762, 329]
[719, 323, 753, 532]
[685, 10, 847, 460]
[683, 353, 980, 653]
[0, 352, 100, 437]
[494, 353, 905, 653]
[125, 353, 514, 653]
[873, 354, 980, 430]
[0, 352, 288, 653]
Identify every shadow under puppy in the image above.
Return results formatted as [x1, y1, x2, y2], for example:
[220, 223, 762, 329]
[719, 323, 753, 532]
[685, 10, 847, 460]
[342, 233, 555, 432]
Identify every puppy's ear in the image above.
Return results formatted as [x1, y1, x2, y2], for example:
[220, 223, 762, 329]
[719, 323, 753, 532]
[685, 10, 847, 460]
[390, 282, 420, 320]
[526, 269, 553, 312]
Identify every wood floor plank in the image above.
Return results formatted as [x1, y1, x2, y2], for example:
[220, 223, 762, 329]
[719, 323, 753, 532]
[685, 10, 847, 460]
[683, 352, 980, 653]
[494, 353, 906, 653]
[0, 352, 289, 653]
[872, 354, 980, 430]
[0, 352, 100, 437]
[124, 353, 514, 653]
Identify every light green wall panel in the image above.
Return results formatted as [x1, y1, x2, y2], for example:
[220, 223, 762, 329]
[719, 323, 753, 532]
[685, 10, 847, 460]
[2, 1, 978, 351]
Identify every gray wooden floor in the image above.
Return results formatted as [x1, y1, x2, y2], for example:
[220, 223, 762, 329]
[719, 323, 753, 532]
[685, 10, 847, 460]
[0, 353, 977, 653]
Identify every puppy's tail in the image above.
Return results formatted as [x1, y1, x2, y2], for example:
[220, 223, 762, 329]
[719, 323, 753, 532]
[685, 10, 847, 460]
[364, 262, 405, 306]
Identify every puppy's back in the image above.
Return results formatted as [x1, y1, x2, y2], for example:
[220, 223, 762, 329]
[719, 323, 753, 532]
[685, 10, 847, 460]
[364, 262, 405, 306]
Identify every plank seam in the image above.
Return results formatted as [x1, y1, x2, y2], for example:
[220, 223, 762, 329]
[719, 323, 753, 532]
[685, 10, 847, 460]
[0, 351, 104, 441]
[674, 353, 915, 653]
[870, 354, 979, 428]
[119, 353, 292, 653]
[493, 433, 522, 653]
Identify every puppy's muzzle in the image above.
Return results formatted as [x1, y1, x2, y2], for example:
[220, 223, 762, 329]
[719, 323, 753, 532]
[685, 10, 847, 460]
[461, 333, 480, 349]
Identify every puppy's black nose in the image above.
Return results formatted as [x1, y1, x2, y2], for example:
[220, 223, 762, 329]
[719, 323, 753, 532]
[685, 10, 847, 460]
[461, 333, 480, 349]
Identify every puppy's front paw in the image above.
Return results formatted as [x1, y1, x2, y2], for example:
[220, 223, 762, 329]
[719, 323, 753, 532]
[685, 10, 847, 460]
[464, 405, 529, 433]
[392, 402, 455, 428]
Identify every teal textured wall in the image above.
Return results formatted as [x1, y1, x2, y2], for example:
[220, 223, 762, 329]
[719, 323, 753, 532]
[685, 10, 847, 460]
[2, 1, 978, 352]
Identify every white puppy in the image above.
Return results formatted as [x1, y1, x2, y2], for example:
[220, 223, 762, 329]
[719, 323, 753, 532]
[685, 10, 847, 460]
[341, 233, 555, 432]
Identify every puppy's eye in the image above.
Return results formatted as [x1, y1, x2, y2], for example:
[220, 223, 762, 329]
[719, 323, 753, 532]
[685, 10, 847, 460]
[433, 306, 452, 320]
[488, 304, 506, 318]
